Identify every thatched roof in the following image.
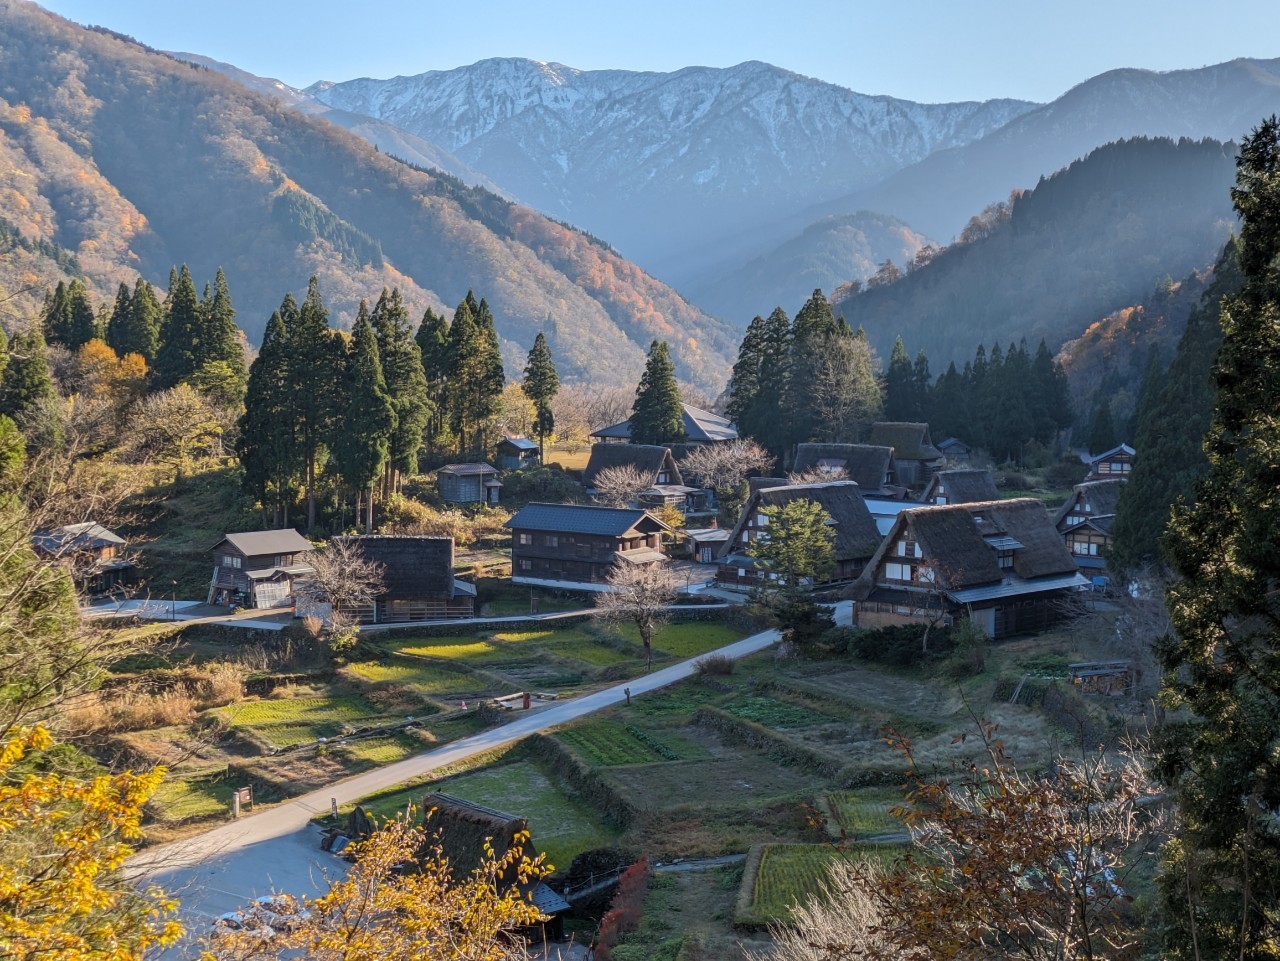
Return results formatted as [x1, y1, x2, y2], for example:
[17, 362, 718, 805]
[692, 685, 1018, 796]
[749, 477, 790, 492]
[582, 443, 682, 488]
[923, 469, 1000, 505]
[853, 498, 1078, 599]
[337, 535, 456, 599]
[1054, 479, 1125, 529]
[423, 792, 530, 875]
[723, 480, 882, 562]
[792, 444, 895, 492]
[869, 422, 943, 461]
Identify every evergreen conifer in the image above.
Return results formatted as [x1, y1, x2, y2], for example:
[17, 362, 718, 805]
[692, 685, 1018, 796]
[629, 340, 685, 446]
[521, 332, 559, 459]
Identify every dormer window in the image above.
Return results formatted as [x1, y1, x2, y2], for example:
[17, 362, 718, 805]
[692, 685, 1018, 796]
[998, 550, 1014, 570]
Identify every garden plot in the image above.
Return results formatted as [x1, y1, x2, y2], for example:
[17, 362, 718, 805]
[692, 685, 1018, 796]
[606, 751, 829, 813]
[737, 842, 905, 926]
[213, 691, 390, 751]
[361, 759, 617, 869]
[824, 787, 907, 838]
[554, 718, 710, 766]
[343, 657, 500, 700]
[796, 665, 963, 719]
[724, 694, 837, 729]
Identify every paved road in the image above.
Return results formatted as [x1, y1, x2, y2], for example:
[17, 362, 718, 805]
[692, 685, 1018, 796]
[129, 627, 780, 947]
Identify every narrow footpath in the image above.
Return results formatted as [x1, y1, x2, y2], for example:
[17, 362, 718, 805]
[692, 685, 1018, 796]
[128, 627, 780, 942]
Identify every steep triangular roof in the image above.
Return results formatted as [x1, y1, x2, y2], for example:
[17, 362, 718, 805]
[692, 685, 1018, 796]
[792, 443, 895, 492]
[1054, 479, 1125, 529]
[922, 469, 1000, 505]
[869, 422, 942, 461]
[854, 498, 1078, 598]
[722, 480, 881, 563]
[582, 443, 682, 488]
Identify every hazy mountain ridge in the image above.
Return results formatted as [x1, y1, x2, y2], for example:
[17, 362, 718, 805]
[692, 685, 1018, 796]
[307, 58, 1036, 280]
[0, 4, 737, 390]
[817, 57, 1280, 241]
[687, 211, 934, 325]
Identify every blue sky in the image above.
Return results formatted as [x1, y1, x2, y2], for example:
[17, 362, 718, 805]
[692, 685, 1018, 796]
[36, 0, 1280, 103]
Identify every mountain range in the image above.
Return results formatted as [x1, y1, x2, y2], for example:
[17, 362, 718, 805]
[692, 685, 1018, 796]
[244, 53, 1279, 325]
[0, 2, 739, 391]
[5, 0, 1279, 397]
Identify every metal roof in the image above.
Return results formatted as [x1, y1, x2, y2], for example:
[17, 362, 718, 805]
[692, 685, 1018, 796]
[452, 578, 478, 597]
[438, 462, 498, 476]
[32, 522, 125, 555]
[984, 536, 1025, 551]
[615, 547, 667, 565]
[218, 529, 314, 557]
[499, 436, 539, 451]
[506, 502, 666, 536]
[948, 572, 1090, 603]
[590, 403, 738, 443]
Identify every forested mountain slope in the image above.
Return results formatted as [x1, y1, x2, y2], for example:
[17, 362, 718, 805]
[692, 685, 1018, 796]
[831, 137, 1238, 371]
[0, 3, 737, 390]
[813, 58, 1280, 242]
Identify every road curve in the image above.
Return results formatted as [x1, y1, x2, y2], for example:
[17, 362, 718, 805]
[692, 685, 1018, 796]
[128, 627, 780, 933]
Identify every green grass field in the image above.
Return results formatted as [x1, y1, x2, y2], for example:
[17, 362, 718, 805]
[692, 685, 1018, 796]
[344, 658, 492, 697]
[642, 623, 746, 659]
[359, 759, 616, 870]
[556, 718, 687, 766]
[149, 774, 235, 821]
[824, 787, 906, 837]
[742, 843, 905, 924]
[725, 695, 835, 729]
[215, 694, 389, 749]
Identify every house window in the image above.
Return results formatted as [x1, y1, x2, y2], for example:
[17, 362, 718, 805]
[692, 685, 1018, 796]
[223, 554, 242, 569]
[756, 513, 769, 526]
[998, 551, 1015, 569]
[884, 562, 913, 582]
[545, 535, 559, 547]
[518, 559, 532, 571]
[658, 472, 669, 484]
[896, 538, 921, 558]
[518, 534, 532, 545]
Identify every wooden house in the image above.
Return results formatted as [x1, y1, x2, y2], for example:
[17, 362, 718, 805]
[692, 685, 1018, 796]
[582, 443, 682, 495]
[437, 463, 501, 505]
[591, 403, 737, 446]
[423, 793, 571, 941]
[922, 469, 1000, 506]
[495, 436, 540, 471]
[936, 436, 972, 463]
[32, 521, 136, 597]
[792, 443, 897, 495]
[506, 503, 671, 590]
[328, 536, 475, 623]
[853, 498, 1089, 639]
[1054, 479, 1124, 575]
[208, 529, 314, 609]
[685, 526, 730, 563]
[716, 480, 882, 591]
[1085, 443, 1135, 482]
[869, 422, 945, 488]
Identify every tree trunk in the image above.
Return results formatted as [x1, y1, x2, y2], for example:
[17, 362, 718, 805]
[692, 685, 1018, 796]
[365, 484, 375, 534]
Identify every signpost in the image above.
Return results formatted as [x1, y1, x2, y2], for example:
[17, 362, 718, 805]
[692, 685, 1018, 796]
[232, 786, 253, 819]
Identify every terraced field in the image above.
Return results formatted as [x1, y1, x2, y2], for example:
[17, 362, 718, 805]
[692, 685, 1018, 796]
[738, 842, 905, 925]
[215, 693, 389, 750]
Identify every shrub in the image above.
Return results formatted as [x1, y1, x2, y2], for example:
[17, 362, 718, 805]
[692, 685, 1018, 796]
[938, 619, 987, 679]
[194, 662, 246, 707]
[696, 653, 734, 676]
[848, 624, 955, 667]
[997, 471, 1033, 491]
[594, 857, 650, 961]
[500, 464, 582, 505]
[1047, 455, 1090, 489]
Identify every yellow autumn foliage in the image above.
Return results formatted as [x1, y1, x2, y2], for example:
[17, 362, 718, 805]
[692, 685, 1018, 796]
[0, 726, 182, 959]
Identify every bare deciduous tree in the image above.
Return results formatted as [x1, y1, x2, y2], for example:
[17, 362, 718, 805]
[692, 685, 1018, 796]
[785, 465, 848, 486]
[680, 439, 774, 491]
[591, 465, 651, 508]
[296, 538, 386, 635]
[594, 562, 679, 670]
